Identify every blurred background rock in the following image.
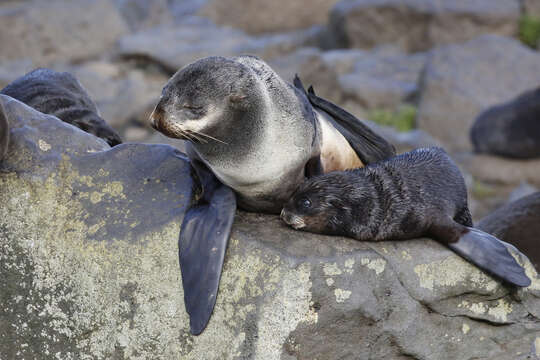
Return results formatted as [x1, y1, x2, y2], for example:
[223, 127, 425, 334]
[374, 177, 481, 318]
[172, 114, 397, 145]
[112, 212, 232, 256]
[1, 0, 540, 219]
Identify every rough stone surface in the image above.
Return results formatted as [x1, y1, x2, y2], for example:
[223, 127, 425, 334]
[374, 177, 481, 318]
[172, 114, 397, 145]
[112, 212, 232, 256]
[478, 192, 540, 271]
[199, 0, 340, 34]
[65, 61, 167, 129]
[0, 0, 128, 66]
[457, 153, 540, 187]
[417, 35, 540, 151]
[1, 94, 539, 359]
[329, 0, 520, 52]
[118, 23, 320, 73]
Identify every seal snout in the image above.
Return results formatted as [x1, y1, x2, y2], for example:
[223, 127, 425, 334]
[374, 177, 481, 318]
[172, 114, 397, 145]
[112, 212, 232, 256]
[280, 209, 306, 230]
[149, 105, 164, 131]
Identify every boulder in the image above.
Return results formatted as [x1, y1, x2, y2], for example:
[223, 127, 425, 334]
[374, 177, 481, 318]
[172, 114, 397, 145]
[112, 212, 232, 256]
[112, 0, 173, 31]
[118, 23, 320, 73]
[470, 86, 540, 159]
[199, 0, 340, 34]
[65, 61, 167, 130]
[417, 35, 540, 151]
[1, 94, 539, 359]
[329, 0, 520, 52]
[0, 0, 128, 67]
[478, 192, 540, 271]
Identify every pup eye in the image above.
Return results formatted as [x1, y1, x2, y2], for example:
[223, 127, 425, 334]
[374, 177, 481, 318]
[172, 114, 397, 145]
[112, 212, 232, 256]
[298, 198, 311, 209]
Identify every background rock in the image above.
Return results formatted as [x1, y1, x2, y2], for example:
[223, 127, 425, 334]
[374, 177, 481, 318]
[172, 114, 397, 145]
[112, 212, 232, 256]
[329, 0, 520, 51]
[1, 94, 539, 360]
[199, 0, 340, 34]
[0, 0, 128, 67]
[524, 0, 540, 18]
[478, 192, 540, 271]
[417, 35, 540, 151]
[112, 0, 173, 31]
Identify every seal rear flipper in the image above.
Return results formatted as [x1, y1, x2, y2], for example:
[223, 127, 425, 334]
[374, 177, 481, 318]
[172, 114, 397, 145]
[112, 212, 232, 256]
[179, 161, 236, 335]
[448, 227, 531, 287]
[304, 84, 396, 165]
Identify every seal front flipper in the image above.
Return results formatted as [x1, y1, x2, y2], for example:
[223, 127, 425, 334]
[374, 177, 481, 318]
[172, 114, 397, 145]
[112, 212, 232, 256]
[179, 160, 236, 335]
[443, 227, 531, 287]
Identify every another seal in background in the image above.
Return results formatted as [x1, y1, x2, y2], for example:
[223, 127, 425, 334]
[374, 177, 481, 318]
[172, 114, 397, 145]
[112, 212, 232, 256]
[471, 86, 540, 159]
[281, 147, 531, 287]
[478, 191, 540, 271]
[1, 68, 122, 147]
[0, 101, 8, 163]
[150, 55, 396, 334]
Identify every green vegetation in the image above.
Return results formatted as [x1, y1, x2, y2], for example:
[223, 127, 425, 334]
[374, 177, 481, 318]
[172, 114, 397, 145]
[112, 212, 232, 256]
[519, 15, 540, 49]
[367, 105, 416, 132]
[471, 179, 496, 200]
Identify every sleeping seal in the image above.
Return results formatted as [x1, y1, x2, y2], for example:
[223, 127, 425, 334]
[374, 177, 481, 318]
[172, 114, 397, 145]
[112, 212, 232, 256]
[150, 55, 396, 334]
[1, 68, 122, 147]
[281, 147, 531, 287]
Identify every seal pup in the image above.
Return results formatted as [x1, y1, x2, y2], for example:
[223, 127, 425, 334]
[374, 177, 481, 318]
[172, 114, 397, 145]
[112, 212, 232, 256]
[0, 101, 9, 163]
[150, 55, 396, 334]
[471, 86, 540, 159]
[281, 147, 531, 287]
[1, 68, 122, 147]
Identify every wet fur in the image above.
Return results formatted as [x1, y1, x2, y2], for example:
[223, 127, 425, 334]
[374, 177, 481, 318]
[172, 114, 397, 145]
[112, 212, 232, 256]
[1, 68, 121, 146]
[283, 147, 472, 242]
[0, 101, 8, 163]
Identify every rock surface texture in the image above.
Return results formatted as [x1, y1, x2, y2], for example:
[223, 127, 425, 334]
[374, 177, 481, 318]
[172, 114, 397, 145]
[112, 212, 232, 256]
[417, 35, 540, 151]
[329, 0, 520, 51]
[0, 0, 128, 66]
[1, 95, 540, 359]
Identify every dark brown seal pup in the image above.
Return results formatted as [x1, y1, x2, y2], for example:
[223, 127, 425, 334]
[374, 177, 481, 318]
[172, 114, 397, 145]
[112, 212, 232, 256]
[1, 68, 122, 147]
[0, 101, 8, 163]
[150, 55, 396, 334]
[281, 147, 531, 287]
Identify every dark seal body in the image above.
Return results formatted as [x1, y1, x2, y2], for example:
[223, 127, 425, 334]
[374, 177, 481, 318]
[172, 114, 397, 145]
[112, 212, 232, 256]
[282, 147, 531, 287]
[471, 86, 540, 159]
[1, 68, 122, 146]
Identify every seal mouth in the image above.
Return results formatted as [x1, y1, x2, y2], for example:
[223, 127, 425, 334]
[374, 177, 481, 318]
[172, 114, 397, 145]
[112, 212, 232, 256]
[280, 209, 306, 230]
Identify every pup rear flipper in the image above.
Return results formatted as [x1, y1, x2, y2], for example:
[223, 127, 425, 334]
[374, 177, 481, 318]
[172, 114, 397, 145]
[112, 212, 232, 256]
[179, 160, 236, 335]
[448, 227, 531, 287]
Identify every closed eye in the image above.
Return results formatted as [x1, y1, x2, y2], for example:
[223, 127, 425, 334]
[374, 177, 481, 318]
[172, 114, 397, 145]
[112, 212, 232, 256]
[183, 104, 203, 111]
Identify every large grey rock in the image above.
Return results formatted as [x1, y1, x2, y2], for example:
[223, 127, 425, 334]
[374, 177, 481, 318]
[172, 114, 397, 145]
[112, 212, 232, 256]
[65, 61, 167, 129]
[1, 94, 539, 359]
[271, 47, 426, 113]
[118, 23, 320, 72]
[417, 35, 540, 151]
[329, 0, 520, 52]
[112, 0, 173, 31]
[478, 192, 540, 271]
[199, 0, 340, 34]
[0, 0, 128, 67]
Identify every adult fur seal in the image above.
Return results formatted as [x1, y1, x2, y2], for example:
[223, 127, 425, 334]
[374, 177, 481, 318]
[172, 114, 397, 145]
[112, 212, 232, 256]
[150, 55, 396, 334]
[1, 68, 122, 146]
[281, 147, 531, 287]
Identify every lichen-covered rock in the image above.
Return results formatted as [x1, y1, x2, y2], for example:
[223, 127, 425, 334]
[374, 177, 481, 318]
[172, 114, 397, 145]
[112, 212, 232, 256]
[329, 0, 520, 52]
[417, 35, 540, 151]
[0, 0, 128, 66]
[478, 192, 540, 271]
[1, 94, 539, 359]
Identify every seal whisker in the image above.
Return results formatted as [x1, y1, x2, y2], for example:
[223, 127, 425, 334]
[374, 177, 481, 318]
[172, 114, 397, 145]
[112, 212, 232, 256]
[190, 130, 229, 145]
[185, 130, 208, 144]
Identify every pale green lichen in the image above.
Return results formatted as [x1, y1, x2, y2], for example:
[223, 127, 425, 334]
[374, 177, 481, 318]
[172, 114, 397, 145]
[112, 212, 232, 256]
[461, 323, 470, 335]
[414, 256, 498, 291]
[457, 300, 513, 323]
[360, 258, 386, 275]
[323, 262, 342, 276]
[334, 288, 352, 303]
